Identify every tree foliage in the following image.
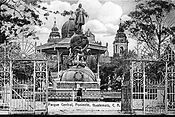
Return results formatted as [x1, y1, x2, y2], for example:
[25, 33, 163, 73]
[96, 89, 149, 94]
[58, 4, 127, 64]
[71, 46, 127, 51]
[100, 50, 137, 91]
[0, 0, 44, 44]
[86, 55, 97, 73]
[123, 0, 175, 59]
[112, 50, 137, 81]
[13, 61, 34, 80]
[0, 0, 80, 44]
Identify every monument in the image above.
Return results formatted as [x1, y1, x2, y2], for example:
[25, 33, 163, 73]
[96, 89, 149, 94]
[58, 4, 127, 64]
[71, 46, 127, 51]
[36, 3, 107, 101]
[36, 4, 122, 114]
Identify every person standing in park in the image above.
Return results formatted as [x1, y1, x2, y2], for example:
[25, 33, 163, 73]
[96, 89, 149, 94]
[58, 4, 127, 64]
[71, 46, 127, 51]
[77, 87, 83, 102]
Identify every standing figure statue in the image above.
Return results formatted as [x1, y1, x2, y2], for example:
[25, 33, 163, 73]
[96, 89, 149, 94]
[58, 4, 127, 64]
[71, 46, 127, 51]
[75, 3, 88, 33]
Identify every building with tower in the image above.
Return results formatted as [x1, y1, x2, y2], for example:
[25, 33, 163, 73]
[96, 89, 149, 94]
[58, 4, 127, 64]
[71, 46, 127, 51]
[113, 22, 128, 57]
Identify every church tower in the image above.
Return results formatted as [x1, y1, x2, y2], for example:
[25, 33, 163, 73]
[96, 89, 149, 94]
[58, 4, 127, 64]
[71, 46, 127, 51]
[113, 20, 128, 57]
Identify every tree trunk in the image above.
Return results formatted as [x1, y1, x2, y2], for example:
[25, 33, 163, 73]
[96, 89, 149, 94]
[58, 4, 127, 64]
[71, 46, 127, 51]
[157, 24, 162, 59]
[158, 42, 161, 59]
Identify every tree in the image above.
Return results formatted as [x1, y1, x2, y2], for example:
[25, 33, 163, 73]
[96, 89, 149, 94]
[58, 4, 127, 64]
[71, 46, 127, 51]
[112, 50, 137, 82]
[13, 60, 34, 80]
[86, 55, 97, 73]
[0, 0, 45, 44]
[100, 50, 137, 91]
[100, 63, 115, 90]
[123, 0, 175, 60]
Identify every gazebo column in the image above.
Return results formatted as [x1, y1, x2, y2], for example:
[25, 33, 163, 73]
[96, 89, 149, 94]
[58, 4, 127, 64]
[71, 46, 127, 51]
[57, 49, 61, 80]
[97, 54, 101, 85]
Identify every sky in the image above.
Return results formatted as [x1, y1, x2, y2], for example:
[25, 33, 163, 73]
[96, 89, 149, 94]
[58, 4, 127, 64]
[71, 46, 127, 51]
[35, 0, 138, 56]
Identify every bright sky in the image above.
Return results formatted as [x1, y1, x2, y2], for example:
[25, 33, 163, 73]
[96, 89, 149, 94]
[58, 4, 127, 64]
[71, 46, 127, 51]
[35, 0, 138, 56]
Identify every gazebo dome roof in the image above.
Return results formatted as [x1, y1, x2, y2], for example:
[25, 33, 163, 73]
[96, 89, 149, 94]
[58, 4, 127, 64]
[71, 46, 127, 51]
[51, 24, 59, 32]
[48, 20, 61, 43]
[61, 17, 76, 38]
[60, 66, 97, 82]
[49, 31, 60, 37]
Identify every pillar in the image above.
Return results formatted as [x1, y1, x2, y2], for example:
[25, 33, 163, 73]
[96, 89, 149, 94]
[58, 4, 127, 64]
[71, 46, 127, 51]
[165, 62, 168, 114]
[143, 62, 146, 115]
[130, 61, 134, 114]
[57, 50, 60, 80]
[113, 44, 115, 55]
[33, 61, 36, 114]
[9, 60, 12, 114]
[97, 54, 101, 85]
[45, 61, 49, 113]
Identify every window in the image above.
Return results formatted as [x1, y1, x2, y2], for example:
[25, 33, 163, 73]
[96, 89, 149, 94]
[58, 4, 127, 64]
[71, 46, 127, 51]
[115, 45, 118, 54]
[120, 46, 124, 54]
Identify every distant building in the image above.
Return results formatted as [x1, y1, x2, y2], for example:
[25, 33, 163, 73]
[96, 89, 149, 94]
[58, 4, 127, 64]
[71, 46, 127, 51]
[99, 43, 112, 64]
[113, 22, 128, 57]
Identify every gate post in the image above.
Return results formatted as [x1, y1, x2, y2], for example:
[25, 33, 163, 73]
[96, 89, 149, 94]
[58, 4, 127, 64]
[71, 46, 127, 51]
[165, 62, 168, 114]
[9, 60, 13, 114]
[143, 62, 146, 115]
[57, 50, 60, 79]
[46, 61, 48, 114]
[33, 61, 36, 114]
[130, 61, 134, 114]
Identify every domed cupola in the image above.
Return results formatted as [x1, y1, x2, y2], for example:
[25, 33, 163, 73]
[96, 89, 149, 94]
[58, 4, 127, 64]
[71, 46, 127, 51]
[48, 19, 61, 43]
[61, 15, 76, 39]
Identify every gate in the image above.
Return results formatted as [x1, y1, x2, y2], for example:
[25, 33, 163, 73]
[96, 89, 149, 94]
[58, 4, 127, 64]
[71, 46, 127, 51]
[167, 62, 175, 113]
[130, 61, 146, 114]
[0, 40, 48, 114]
[0, 60, 10, 113]
[129, 59, 175, 115]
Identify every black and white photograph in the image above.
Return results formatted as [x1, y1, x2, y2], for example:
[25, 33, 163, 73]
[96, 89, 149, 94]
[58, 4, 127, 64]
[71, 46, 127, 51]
[0, 0, 175, 115]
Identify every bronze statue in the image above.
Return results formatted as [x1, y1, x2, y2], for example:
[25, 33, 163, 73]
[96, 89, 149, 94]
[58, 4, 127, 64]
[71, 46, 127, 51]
[75, 3, 88, 33]
[61, 3, 88, 35]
